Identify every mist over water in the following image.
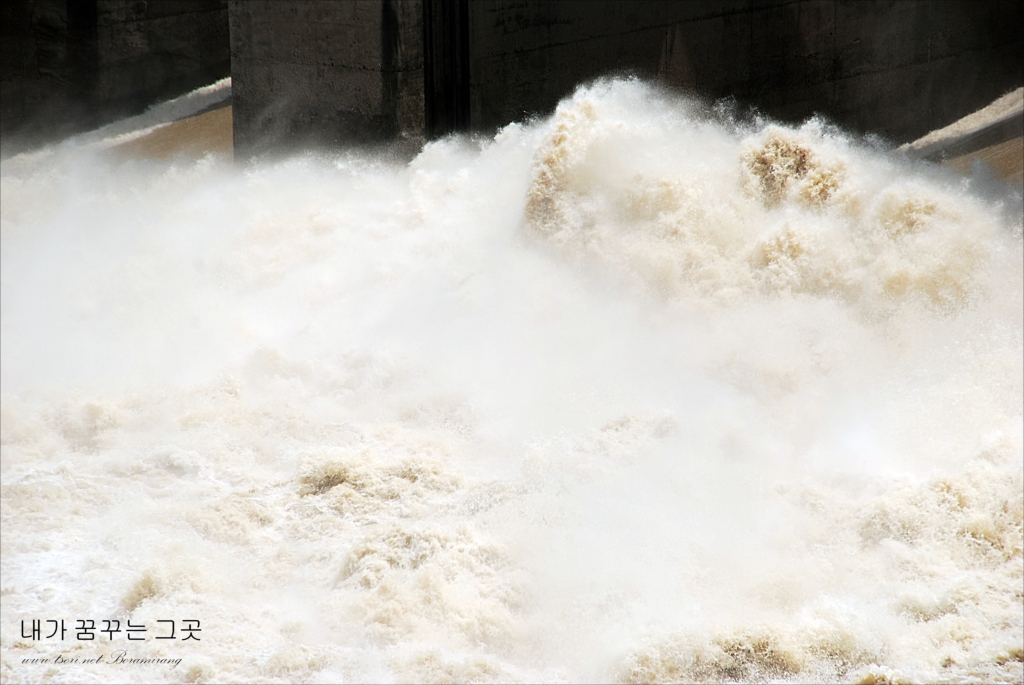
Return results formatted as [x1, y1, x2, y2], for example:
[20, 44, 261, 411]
[2, 80, 1022, 683]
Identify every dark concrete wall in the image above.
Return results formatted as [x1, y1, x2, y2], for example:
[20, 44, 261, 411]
[231, 0, 1023, 154]
[468, 0, 1023, 144]
[1, 0, 230, 156]
[228, 0, 424, 160]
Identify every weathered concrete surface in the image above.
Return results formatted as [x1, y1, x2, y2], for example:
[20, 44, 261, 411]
[1, 0, 230, 157]
[228, 0, 424, 160]
[468, 0, 1023, 144]
[229, 0, 1021, 153]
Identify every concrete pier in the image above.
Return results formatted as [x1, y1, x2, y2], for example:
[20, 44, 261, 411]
[227, 0, 424, 159]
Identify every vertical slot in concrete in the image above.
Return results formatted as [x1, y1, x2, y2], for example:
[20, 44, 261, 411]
[423, 0, 470, 138]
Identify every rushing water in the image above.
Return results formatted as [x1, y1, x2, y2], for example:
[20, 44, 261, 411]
[2, 80, 1022, 684]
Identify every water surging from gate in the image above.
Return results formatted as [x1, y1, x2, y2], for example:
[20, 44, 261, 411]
[2, 79, 1021, 683]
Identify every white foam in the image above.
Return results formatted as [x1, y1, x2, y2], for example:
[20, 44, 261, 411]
[1, 79, 1021, 683]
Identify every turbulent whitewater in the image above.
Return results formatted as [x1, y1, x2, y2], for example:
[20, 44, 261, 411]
[2, 80, 1022, 683]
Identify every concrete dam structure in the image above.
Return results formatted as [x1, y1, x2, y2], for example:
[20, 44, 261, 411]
[227, 0, 1022, 159]
[3, 1, 1020, 158]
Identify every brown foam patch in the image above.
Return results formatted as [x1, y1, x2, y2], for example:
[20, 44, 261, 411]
[108, 104, 232, 161]
[946, 136, 1024, 188]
